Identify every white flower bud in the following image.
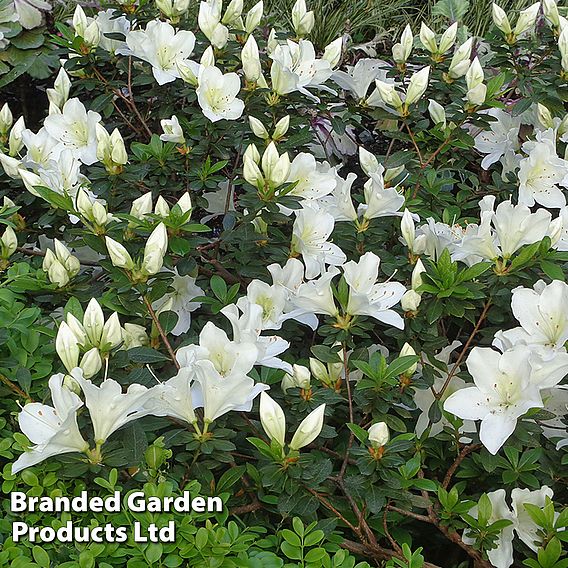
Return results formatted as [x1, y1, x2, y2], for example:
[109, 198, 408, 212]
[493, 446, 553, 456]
[66, 313, 87, 346]
[80, 347, 102, 379]
[405, 66, 430, 107]
[222, 0, 243, 25]
[8, 116, 25, 157]
[259, 392, 286, 446]
[0, 225, 17, 259]
[289, 404, 326, 450]
[83, 20, 101, 48]
[272, 115, 290, 140]
[399, 342, 418, 375]
[537, 104, 554, 129]
[368, 422, 389, 448]
[105, 237, 135, 270]
[176, 192, 192, 215]
[412, 258, 426, 289]
[492, 3, 512, 35]
[56, 321, 80, 372]
[242, 35, 264, 84]
[282, 364, 311, 391]
[0, 153, 23, 179]
[375, 80, 403, 112]
[291, 0, 314, 37]
[83, 298, 105, 346]
[54, 239, 80, 277]
[322, 37, 343, 68]
[543, 0, 560, 29]
[401, 289, 422, 311]
[249, 116, 269, 139]
[141, 222, 168, 276]
[419, 23, 437, 53]
[101, 312, 122, 349]
[438, 22, 458, 54]
[0, 103, 13, 136]
[72, 5, 88, 37]
[401, 209, 416, 250]
[514, 2, 540, 37]
[245, 1, 263, 33]
[122, 323, 149, 350]
[110, 129, 128, 165]
[244, 143, 261, 164]
[154, 196, 171, 218]
[243, 155, 264, 187]
[428, 99, 446, 127]
[393, 24, 413, 64]
[130, 192, 153, 221]
[448, 37, 473, 79]
[466, 57, 486, 106]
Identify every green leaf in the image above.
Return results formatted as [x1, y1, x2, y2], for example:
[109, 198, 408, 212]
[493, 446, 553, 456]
[127, 347, 171, 364]
[158, 311, 179, 335]
[347, 423, 369, 444]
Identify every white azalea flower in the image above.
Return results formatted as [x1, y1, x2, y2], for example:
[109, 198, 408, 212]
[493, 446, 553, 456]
[343, 252, 406, 329]
[518, 129, 568, 208]
[12, 372, 89, 473]
[511, 486, 554, 552]
[331, 58, 389, 102]
[291, 204, 346, 279]
[286, 153, 337, 201]
[359, 173, 405, 221]
[193, 359, 268, 423]
[196, 66, 245, 123]
[152, 269, 204, 336]
[74, 371, 157, 445]
[444, 346, 544, 454]
[95, 9, 130, 54]
[125, 20, 196, 85]
[43, 99, 101, 165]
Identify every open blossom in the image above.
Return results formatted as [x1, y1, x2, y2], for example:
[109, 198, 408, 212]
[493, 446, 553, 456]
[444, 346, 543, 454]
[12, 372, 89, 473]
[152, 269, 204, 336]
[285, 153, 337, 201]
[196, 66, 245, 123]
[518, 129, 568, 208]
[331, 59, 389, 102]
[343, 252, 406, 329]
[290, 205, 346, 279]
[125, 20, 196, 85]
[454, 196, 552, 262]
[43, 99, 101, 165]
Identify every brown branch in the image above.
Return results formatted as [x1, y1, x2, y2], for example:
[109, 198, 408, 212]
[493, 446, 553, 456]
[443, 444, 482, 489]
[339, 343, 354, 480]
[142, 295, 180, 370]
[340, 539, 442, 568]
[127, 57, 153, 139]
[435, 300, 492, 400]
[0, 374, 32, 401]
[386, 504, 432, 524]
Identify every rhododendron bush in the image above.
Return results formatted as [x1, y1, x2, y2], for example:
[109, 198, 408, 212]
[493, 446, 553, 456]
[0, 0, 567, 566]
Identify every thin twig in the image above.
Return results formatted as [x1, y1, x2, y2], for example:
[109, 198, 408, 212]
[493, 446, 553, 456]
[443, 444, 482, 489]
[143, 295, 180, 370]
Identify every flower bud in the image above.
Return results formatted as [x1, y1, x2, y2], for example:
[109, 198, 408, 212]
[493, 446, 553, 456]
[54, 239, 80, 277]
[0, 225, 17, 259]
[0, 103, 13, 136]
[0, 153, 23, 179]
[267, 28, 278, 54]
[368, 422, 389, 448]
[122, 323, 149, 350]
[83, 21, 101, 48]
[101, 312, 122, 350]
[272, 115, 290, 140]
[249, 116, 269, 139]
[222, 0, 243, 25]
[105, 236, 135, 270]
[537, 103, 554, 129]
[259, 392, 286, 446]
[405, 66, 430, 107]
[176, 192, 192, 215]
[419, 23, 437, 53]
[401, 209, 416, 250]
[56, 321, 80, 372]
[309, 358, 329, 383]
[438, 22, 458, 54]
[282, 364, 311, 391]
[289, 404, 325, 450]
[428, 99, 446, 127]
[400, 342, 418, 375]
[385, 165, 405, 183]
[514, 2, 540, 37]
[244, 143, 261, 164]
[83, 298, 105, 346]
[8, 117, 25, 157]
[80, 347, 103, 379]
[110, 129, 128, 166]
[448, 37, 473, 79]
[359, 146, 380, 176]
[72, 5, 88, 37]
[291, 0, 314, 37]
[375, 80, 403, 112]
[141, 222, 168, 276]
[465, 57, 486, 106]
[130, 192, 153, 221]
[245, 0, 263, 33]
[66, 313, 87, 346]
[412, 258, 426, 289]
[401, 289, 421, 311]
[322, 37, 343, 68]
[393, 24, 413, 64]
[154, 196, 171, 218]
[243, 155, 264, 187]
[492, 3, 512, 35]
[19, 169, 42, 197]
[242, 35, 264, 84]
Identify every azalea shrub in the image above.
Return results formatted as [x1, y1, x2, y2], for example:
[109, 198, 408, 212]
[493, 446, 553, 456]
[0, 0, 568, 567]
